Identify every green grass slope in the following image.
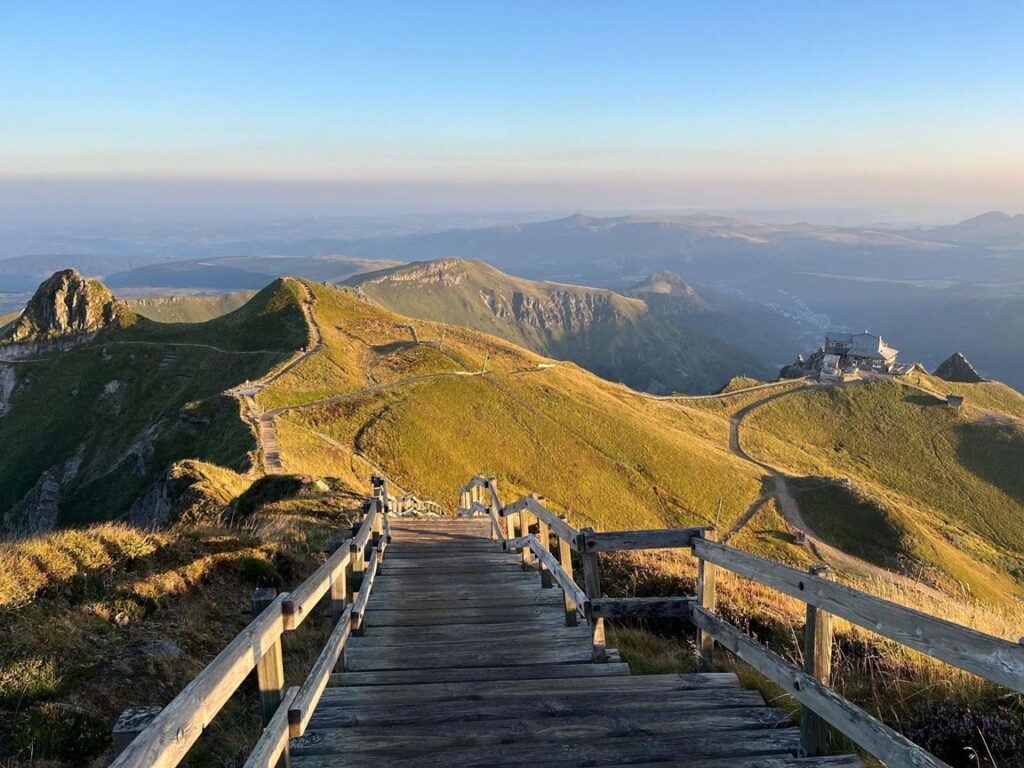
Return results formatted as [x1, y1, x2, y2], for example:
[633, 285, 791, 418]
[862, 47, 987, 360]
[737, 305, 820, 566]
[0, 280, 309, 531]
[127, 291, 256, 323]
[348, 258, 773, 394]
[743, 380, 1024, 601]
[264, 282, 781, 542]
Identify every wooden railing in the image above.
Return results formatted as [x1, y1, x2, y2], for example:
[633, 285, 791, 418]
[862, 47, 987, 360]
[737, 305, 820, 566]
[459, 474, 1024, 768]
[109, 476, 393, 768]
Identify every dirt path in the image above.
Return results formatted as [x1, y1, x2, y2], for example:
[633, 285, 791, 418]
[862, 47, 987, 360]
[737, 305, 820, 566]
[725, 379, 921, 581]
[638, 376, 813, 402]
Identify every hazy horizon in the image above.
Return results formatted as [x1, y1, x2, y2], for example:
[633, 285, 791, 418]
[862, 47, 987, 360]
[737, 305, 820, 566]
[3, 1, 1023, 227]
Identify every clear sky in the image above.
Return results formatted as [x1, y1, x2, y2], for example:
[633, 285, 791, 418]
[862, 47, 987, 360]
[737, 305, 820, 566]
[2, 1, 1023, 222]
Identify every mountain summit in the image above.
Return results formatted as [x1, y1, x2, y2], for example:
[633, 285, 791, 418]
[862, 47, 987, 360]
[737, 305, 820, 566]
[934, 351, 986, 383]
[0, 269, 134, 344]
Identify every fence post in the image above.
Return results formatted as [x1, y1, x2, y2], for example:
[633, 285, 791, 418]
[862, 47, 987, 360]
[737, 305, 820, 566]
[800, 565, 834, 757]
[536, 508, 553, 588]
[558, 516, 578, 627]
[579, 528, 607, 662]
[251, 587, 286, 726]
[487, 479, 499, 541]
[520, 509, 534, 570]
[349, 503, 369, 603]
[696, 528, 718, 668]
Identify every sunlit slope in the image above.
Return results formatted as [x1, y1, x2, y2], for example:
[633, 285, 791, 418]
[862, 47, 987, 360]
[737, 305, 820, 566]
[743, 380, 1024, 601]
[348, 258, 772, 393]
[0, 280, 307, 530]
[266, 282, 766, 533]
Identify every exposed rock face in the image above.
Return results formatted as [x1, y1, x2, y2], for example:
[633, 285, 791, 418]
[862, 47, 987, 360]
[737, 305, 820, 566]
[934, 352, 985, 383]
[129, 481, 174, 529]
[0, 364, 16, 418]
[366, 258, 466, 287]
[0, 269, 133, 345]
[3, 471, 61, 538]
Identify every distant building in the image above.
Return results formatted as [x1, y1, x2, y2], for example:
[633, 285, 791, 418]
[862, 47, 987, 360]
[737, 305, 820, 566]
[824, 331, 899, 372]
[946, 394, 965, 410]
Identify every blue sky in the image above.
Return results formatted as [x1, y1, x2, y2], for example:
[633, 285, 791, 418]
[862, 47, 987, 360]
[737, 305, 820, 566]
[2, 1, 1022, 219]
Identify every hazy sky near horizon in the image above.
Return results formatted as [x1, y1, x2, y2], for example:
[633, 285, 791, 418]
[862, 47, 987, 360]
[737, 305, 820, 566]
[2, 1, 1023, 223]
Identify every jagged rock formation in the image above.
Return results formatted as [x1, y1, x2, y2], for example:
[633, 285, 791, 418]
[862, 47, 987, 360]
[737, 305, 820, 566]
[934, 352, 986, 383]
[3, 471, 61, 538]
[0, 269, 134, 345]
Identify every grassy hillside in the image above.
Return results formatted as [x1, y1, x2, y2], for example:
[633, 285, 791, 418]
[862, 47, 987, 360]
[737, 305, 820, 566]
[742, 380, 1024, 602]
[257, 282, 759, 532]
[348, 258, 774, 394]
[127, 291, 256, 323]
[0, 279, 308, 532]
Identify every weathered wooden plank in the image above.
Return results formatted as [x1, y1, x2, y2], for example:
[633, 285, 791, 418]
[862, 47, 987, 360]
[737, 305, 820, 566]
[310, 688, 764, 724]
[802, 565, 834, 757]
[345, 634, 592, 654]
[288, 606, 353, 738]
[329, 662, 631, 686]
[252, 589, 286, 726]
[347, 622, 592, 645]
[109, 592, 288, 768]
[591, 596, 697, 619]
[351, 502, 379, 551]
[290, 727, 801, 766]
[579, 527, 706, 552]
[365, 592, 567, 610]
[690, 606, 948, 768]
[351, 548, 379, 631]
[318, 672, 744, 706]
[523, 534, 588, 612]
[294, 707, 792, 753]
[501, 495, 579, 544]
[282, 542, 350, 630]
[243, 686, 297, 768]
[343, 645, 602, 670]
[365, 604, 570, 626]
[693, 538, 1024, 694]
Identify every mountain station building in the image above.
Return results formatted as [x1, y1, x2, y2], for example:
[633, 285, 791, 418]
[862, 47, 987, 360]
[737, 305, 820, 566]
[823, 331, 899, 373]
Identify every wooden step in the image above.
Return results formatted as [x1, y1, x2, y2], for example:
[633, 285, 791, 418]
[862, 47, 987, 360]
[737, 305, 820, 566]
[318, 673, 745, 706]
[291, 727, 802, 766]
[330, 662, 631, 686]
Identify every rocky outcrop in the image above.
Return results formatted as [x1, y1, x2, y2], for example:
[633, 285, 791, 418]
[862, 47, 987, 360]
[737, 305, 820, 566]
[934, 352, 985, 383]
[3, 471, 61, 538]
[366, 259, 466, 287]
[0, 269, 134, 345]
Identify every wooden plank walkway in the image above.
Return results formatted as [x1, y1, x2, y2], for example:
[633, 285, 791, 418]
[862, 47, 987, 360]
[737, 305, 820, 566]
[290, 518, 863, 767]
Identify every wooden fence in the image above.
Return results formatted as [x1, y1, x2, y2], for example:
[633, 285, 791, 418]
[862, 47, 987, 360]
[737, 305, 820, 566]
[458, 474, 1024, 768]
[109, 476, 393, 768]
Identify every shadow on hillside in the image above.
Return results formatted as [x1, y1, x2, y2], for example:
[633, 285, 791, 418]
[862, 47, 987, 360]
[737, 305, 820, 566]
[954, 422, 1024, 506]
[903, 393, 945, 407]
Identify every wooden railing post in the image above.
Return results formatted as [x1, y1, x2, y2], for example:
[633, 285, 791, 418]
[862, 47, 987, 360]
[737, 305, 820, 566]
[801, 565, 834, 757]
[349, 505, 368, 603]
[504, 502, 515, 540]
[535, 503, 553, 588]
[696, 528, 718, 668]
[486, 479, 499, 540]
[579, 528, 607, 662]
[520, 510, 534, 570]
[252, 588, 286, 727]
[328, 537, 348, 629]
[558, 516, 578, 627]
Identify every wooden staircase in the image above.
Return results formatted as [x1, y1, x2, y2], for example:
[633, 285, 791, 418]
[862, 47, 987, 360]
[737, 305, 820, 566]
[288, 518, 860, 767]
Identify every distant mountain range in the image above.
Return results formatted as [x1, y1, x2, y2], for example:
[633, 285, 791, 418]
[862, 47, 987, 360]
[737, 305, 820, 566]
[348, 259, 798, 393]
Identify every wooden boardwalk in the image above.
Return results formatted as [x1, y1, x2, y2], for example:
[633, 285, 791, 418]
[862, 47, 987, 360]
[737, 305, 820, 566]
[289, 518, 862, 768]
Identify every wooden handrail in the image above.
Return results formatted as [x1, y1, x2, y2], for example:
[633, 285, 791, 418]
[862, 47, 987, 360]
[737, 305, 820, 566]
[283, 542, 351, 630]
[112, 485, 388, 768]
[460, 473, 1023, 767]
[502, 495, 579, 545]
[243, 686, 297, 768]
[690, 606, 947, 768]
[111, 593, 289, 768]
[504, 534, 588, 616]
[352, 547, 380, 631]
[692, 537, 1024, 693]
[288, 605, 353, 738]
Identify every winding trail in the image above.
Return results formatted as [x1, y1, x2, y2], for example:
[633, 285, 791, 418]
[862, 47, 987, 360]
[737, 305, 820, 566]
[725, 379, 917, 582]
[638, 376, 813, 402]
